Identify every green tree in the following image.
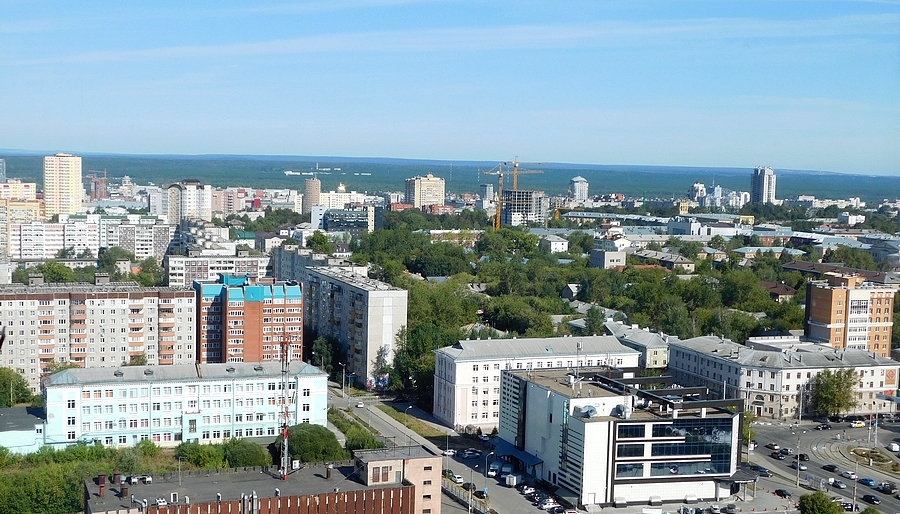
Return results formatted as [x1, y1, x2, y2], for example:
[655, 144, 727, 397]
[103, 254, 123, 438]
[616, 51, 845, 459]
[276, 423, 347, 463]
[584, 306, 606, 336]
[126, 354, 148, 366]
[709, 235, 727, 251]
[798, 491, 843, 514]
[311, 336, 333, 374]
[810, 368, 859, 417]
[742, 412, 757, 445]
[175, 441, 226, 468]
[55, 247, 75, 259]
[98, 246, 136, 277]
[222, 438, 271, 467]
[42, 361, 81, 375]
[133, 257, 163, 286]
[35, 261, 74, 283]
[0, 368, 33, 408]
[679, 241, 703, 260]
[77, 248, 94, 259]
[306, 230, 334, 254]
[822, 245, 881, 271]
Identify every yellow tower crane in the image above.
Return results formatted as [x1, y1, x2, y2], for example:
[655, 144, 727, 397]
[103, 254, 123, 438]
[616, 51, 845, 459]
[483, 158, 545, 230]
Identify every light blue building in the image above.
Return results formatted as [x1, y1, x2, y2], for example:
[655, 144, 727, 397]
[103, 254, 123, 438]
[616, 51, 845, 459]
[0, 407, 46, 454]
[40, 361, 328, 449]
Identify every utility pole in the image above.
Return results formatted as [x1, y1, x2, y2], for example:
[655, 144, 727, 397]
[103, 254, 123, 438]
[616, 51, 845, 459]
[852, 457, 860, 512]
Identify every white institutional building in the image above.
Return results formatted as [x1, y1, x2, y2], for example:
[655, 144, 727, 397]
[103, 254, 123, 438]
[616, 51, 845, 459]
[433, 335, 640, 432]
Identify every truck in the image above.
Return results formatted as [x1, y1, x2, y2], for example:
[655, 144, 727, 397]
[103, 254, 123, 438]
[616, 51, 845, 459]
[500, 463, 513, 478]
[488, 462, 501, 477]
[876, 481, 897, 494]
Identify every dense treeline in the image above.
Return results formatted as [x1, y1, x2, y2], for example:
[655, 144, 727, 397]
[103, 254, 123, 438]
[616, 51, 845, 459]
[11, 247, 164, 286]
[349, 223, 837, 409]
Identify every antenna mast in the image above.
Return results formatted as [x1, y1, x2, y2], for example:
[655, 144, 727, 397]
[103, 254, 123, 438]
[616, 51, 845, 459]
[279, 334, 292, 479]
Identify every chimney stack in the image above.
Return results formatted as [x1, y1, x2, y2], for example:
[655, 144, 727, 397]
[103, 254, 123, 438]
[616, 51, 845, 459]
[326, 463, 333, 480]
[98, 472, 106, 498]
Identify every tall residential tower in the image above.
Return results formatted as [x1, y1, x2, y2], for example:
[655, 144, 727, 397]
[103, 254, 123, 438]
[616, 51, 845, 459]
[750, 166, 776, 204]
[43, 153, 83, 216]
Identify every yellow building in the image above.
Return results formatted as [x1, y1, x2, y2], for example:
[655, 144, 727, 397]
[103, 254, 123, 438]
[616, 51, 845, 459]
[43, 153, 83, 215]
[0, 198, 46, 254]
[805, 272, 894, 357]
[0, 180, 38, 201]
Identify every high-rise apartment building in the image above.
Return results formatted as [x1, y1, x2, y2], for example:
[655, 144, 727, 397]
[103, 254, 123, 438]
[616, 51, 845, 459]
[405, 174, 445, 208]
[164, 250, 270, 288]
[193, 275, 303, 364]
[804, 272, 894, 357]
[303, 267, 407, 389]
[304, 177, 321, 213]
[0, 180, 38, 201]
[166, 180, 212, 224]
[750, 166, 776, 204]
[0, 158, 6, 182]
[43, 153, 83, 216]
[569, 176, 589, 201]
[500, 189, 548, 226]
[0, 279, 196, 391]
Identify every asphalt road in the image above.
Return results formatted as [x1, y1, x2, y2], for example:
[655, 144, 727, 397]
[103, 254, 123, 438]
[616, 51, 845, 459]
[337, 392, 545, 514]
[750, 419, 900, 512]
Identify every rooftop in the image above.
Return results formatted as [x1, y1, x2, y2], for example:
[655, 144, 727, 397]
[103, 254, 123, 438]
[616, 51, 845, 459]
[353, 445, 438, 463]
[671, 336, 897, 369]
[436, 335, 639, 362]
[45, 361, 326, 387]
[0, 407, 45, 433]
[84, 463, 389, 513]
[307, 266, 405, 292]
[0, 281, 193, 295]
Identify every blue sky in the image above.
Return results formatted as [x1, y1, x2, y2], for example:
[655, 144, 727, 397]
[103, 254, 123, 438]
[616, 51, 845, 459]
[1, 1, 898, 175]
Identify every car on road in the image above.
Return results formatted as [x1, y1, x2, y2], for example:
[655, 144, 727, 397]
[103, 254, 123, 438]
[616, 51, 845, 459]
[833, 480, 847, 489]
[862, 494, 880, 504]
[779, 447, 795, 455]
[478, 434, 490, 441]
[753, 467, 773, 477]
[771, 451, 786, 460]
[790, 461, 808, 471]
[823, 464, 840, 473]
[355, 401, 365, 408]
[449, 473, 464, 484]
[859, 478, 877, 487]
[796, 453, 810, 461]
[841, 471, 858, 480]
[765, 443, 780, 450]
[816, 423, 833, 430]
[840, 503, 854, 512]
[850, 421, 866, 428]
[462, 482, 477, 492]
[774, 489, 791, 499]
[442, 449, 456, 456]
[474, 490, 488, 500]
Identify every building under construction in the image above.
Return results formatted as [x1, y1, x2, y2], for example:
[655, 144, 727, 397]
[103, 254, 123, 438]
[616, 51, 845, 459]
[500, 189, 549, 226]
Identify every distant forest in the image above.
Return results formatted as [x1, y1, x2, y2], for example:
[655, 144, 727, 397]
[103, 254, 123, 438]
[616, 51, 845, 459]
[1, 153, 896, 203]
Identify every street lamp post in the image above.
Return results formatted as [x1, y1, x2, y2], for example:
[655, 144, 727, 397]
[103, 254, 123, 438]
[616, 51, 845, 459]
[795, 429, 806, 487]
[339, 363, 346, 399]
[405, 405, 413, 446]
[484, 451, 494, 488]
[469, 465, 479, 514]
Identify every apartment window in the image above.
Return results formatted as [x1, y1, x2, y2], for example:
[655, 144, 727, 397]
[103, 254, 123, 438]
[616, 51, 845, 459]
[67, 416, 75, 426]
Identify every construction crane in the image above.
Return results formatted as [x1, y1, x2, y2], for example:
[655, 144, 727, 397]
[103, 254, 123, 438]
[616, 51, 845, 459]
[483, 158, 544, 230]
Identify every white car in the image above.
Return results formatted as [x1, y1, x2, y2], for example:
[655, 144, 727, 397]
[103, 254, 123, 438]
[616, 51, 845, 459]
[541, 502, 561, 511]
[442, 449, 457, 456]
[451, 474, 464, 484]
[355, 401, 365, 408]
[841, 471, 858, 480]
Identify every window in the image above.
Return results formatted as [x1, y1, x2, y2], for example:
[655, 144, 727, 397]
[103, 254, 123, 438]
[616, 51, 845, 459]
[67, 431, 76, 440]
[67, 416, 75, 426]
[67, 400, 75, 409]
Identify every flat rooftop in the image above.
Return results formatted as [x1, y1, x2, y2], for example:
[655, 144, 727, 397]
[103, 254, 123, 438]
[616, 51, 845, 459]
[509, 368, 624, 400]
[354, 445, 437, 463]
[86, 463, 383, 512]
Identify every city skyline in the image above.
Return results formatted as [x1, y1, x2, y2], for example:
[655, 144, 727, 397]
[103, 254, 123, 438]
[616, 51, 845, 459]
[1, 1, 898, 176]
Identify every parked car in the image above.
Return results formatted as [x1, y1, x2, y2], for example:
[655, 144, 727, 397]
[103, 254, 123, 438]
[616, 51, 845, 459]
[887, 442, 900, 452]
[462, 482, 477, 492]
[520, 486, 536, 495]
[840, 503, 854, 511]
[841, 471, 858, 480]
[450, 473, 464, 484]
[442, 449, 456, 456]
[823, 464, 840, 473]
[771, 451, 786, 460]
[859, 478, 877, 487]
[862, 494, 881, 504]
[816, 423, 833, 430]
[765, 443, 780, 450]
[833, 480, 847, 489]
[478, 434, 490, 441]
[774, 489, 791, 498]
[709, 505, 721, 514]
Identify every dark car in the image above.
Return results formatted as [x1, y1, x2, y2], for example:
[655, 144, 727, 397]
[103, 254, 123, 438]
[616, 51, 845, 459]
[771, 451, 786, 460]
[797, 453, 810, 461]
[462, 482, 477, 492]
[829, 415, 845, 423]
[817, 423, 833, 430]
[774, 489, 791, 499]
[841, 503, 854, 512]
[474, 490, 488, 500]
[862, 494, 880, 504]
[754, 467, 773, 477]
[823, 464, 840, 473]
